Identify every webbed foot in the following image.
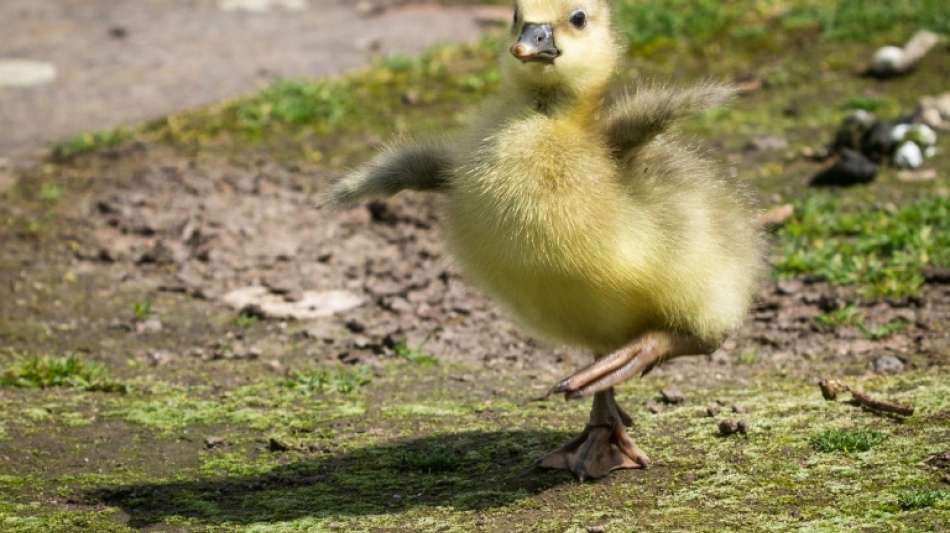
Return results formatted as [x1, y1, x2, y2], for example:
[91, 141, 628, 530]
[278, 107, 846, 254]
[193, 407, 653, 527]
[538, 423, 650, 480]
[538, 388, 649, 480]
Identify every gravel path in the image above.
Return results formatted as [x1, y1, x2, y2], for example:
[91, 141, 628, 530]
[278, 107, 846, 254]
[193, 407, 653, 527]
[0, 0, 494, 161]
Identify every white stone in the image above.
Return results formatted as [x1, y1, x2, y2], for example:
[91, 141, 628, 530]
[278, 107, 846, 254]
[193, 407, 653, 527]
[0, 60, 57, 88]
[219, 0, 307, 13]
[871, 46, 905, 75]
[894, 141, 923, 169]
[902, 30, 941, 65]
[908, 123, 937, 147]
[890, 123, 910, 143]
[222, 286, 365, 320]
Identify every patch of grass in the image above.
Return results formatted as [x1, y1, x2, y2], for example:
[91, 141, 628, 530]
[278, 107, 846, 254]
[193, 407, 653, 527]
[784, 0, 950, 41]
[394, 340, 439, 367]
[841, 95, 900, 115]
[815, 306, 910, 338]
[0, 354, 126, 394]
[149, 40, 500, 159]
[284, 365, 372, 395]
[735, 350, 758, 365]
[133, 300, 153, 321]
[50, 129, 131, 161]
[810, 429, 885, 453]
[615, 0, 950, 52]
[896, 489, 949, 511]
[776, 195, 950, 297]
[815, 305, 863, 330]
[395, 445, 464, 473]
[37, 183, 63, 203]
[233, 312, 258, 329]
[861, 319, 910, 341]
[231, 79, 355, 137]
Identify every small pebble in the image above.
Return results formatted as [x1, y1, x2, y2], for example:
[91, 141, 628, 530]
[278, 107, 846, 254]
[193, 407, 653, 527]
[811, 149, 878, 186]
[872, 354, 905, 375]
[718, 419, 748, 436]
[146, 350, 174, 366]
[646, 401, 665, 414]
[136, 317, 163, 334]
[706, 404, 721, 417]
[732, 404, 748, 414]
[0, 60, 57, 87]
[268, 437, 291, 452]
[907, 123, 937, 147]
[660, 388, 686, 404]
[587, 527, 606, 533]
[894, 141, 923, 169]
[205, 436, 226, 449]
[870, 45, 905, 76]
[265, 359, 285, 373]
[861, 121, 898, 163]
[890, 123, 911, 143]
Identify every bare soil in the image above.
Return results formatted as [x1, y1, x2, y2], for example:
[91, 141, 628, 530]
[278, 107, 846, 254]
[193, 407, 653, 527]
[4, 143, 947, 391]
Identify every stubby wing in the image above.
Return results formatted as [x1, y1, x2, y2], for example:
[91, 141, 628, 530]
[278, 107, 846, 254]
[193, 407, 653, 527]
[327, 141, 454, 206]
[604, 82, 734, 158]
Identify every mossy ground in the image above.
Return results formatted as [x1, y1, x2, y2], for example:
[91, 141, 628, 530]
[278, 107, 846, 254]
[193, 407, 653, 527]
[1, 361, 948, 531]
[1, 1, 949, 531]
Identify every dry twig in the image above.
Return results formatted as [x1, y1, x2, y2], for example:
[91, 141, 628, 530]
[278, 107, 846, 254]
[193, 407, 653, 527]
[817, 378, 914, 418]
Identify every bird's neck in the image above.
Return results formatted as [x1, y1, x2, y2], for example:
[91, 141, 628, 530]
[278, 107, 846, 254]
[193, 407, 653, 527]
[524, 84, 605, 123]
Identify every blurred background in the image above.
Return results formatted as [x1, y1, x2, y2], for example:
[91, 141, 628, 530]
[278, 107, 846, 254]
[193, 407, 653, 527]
[0, 1, 948, 531]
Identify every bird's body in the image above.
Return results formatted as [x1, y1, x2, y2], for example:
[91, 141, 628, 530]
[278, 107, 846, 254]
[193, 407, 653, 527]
[446, 95, 761, 353]
[332, 0, 764, 479]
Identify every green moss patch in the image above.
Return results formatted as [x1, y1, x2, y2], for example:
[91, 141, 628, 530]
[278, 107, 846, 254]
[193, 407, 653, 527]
[1, 354, 126, 394]
[810, 429, 886, 453]
[897, 489, 950, 511]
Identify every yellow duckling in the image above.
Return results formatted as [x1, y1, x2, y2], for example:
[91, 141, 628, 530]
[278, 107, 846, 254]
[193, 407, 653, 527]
[332, 0, 765, 480]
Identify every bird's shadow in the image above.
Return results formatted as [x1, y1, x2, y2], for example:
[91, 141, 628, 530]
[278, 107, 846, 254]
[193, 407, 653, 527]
[87, 430, 577, 528]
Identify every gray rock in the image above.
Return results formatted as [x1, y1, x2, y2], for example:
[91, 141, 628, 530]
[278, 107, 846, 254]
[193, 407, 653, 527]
[660, 388, 686, 404]
[832, 110, 876, 153]
[811, 149, 878, 187]
[718, 419, 748, 436]
[744, 135, 788, 152]
[872, 354, 905, 375]
[861, 121, 899, 163]
[136, 318, 164, 335]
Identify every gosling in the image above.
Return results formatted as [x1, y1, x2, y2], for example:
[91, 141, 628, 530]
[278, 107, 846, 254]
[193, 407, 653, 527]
[331, 0, 765, 480]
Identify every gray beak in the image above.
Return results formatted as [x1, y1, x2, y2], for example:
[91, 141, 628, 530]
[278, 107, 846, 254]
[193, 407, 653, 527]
[510, 23, 560, 64]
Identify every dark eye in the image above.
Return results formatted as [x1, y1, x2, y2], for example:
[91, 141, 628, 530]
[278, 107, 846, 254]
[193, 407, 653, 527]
[570, 10, 587, 29]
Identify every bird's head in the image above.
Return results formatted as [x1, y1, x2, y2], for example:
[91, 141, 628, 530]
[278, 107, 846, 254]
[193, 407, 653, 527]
[504, 0, 620, 100]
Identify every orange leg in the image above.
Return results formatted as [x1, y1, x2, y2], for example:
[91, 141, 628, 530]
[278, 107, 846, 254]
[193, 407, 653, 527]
[538, 331, 714, 480]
